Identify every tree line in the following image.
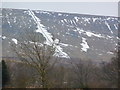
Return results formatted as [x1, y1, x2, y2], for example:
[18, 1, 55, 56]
[2, 30, 119, 88]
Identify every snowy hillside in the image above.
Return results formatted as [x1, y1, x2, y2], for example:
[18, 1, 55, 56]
[2, 8, 119, 61]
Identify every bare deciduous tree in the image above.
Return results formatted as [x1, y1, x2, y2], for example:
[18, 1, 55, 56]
[71, 59, 96, 88]
[100, 52, 118, 88]
[11, 30, 58, 88]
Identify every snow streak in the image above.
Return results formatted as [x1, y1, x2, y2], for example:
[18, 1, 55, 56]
[28, 9, 70, 58]
[80, 37, 89, 52]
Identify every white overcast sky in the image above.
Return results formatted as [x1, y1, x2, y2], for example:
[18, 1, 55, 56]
[1, 0, 119, 17]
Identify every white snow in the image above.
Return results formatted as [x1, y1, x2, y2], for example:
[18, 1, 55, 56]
[35, 11, 40, 13]
[29, 41, 34, 44]
[66, 32, 70, 35]
[13, 17, 16, 23]
[58, 13, 62, 16]
[12, 38, 18, 44]
[115, 43, 118, 46]
[77, 28, 84, 34]
[70, 20, 73, 24]
[61, 20, 64, 23]
[29, 41, 43, 47]
[105, 21, 113, 34]
[76, 28, 105, 38]
[98, 54, 103, 56]
[73, 20, 77, 24]
[66, 15, 68, 16]
[73, 29, 78, 32]
[28, 9, 70, 58]
[9, 13, 12, 15]
[82, 17, 91, 23]
[106, 35, 113, 39]
[80, 37, 89, 52]
[63, 19, 67, 22]
[23, 11, 27, 13]
[53, 45, 70, 58]
[84, 18, 90, 23]
[114, 24, 118, 29]
[74, 17, 79, 22]
[117, 37, 120, 40]
[92, 18, 98, 22]
[29, 20, 32, 22]
[7, 21, 12, 27]
[107, 51, 114, 54]
[2, 36, 6, 39]
[59, 43, 69, 47]
[57, 32, 60, 35]
[75, 46, 78, 48]
[54, 39, 59, 44]
[38, 11, 51, 15]
[28, 10, 53, 46]
[106, 17, 111, 20]
[85, 31, 104, 38]
[85, 32, 93, 37]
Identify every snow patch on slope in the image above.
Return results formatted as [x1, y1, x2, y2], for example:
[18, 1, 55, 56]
[35, 10, 51, 15]
[74, 17, 79, 22]
[80, 37, 89, 52]
[7, 20, 12, 27]
[12, 38, 18, 44]
[92, 18, 98, 22]
[2, 36, 7, 39]
[58, 13, 62, 16]
[114, 24, 118, 30]
[77, 28, 105, 38]
[105, 21, 113, 34]
[85, 31, 104, 38]
[107, 51, 114, 55]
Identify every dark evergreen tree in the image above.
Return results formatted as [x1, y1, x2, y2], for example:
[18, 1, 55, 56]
[2, 60, 10, 87]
